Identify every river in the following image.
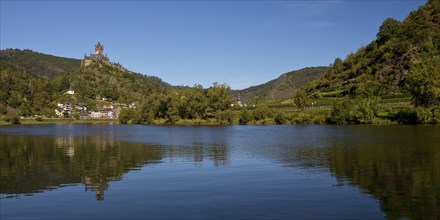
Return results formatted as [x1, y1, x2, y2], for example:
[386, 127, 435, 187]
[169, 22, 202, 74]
[1, 124, 439, 219]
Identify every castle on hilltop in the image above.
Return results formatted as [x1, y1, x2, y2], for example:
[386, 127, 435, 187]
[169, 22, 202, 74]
[82, 42, 127, 71]
[82, 42, 110, 67]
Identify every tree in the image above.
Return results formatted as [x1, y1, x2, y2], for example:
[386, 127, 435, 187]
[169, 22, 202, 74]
[239, 110, 252, 125]
[206, 83, 233, 115]
[355, 97, 380, 124]
[119, 108, 135, 124]
[377, 18, 401, 44]
[294, 90, 309, 109]
[406, 57, 440, 107]
[328, 100, 356, 124]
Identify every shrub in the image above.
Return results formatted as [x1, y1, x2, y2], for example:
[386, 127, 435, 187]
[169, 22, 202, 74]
[274, 113, 288, 125]
[355, 97, 380, 124]
[5, 114, 20, 124]
[239, 110, 252, 125]
[216, 110, 238, 125]
[328, 100, 356, 124]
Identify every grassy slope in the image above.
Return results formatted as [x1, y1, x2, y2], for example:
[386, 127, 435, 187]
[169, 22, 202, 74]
[234, 67, 329, 104]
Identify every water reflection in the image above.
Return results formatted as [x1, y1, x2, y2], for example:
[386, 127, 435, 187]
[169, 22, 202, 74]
[165, 143, 229, 167]
[277, 126, 440, 220]
[1, 125, 439, 220]
[0, 134, 231, 201]
[0, 135, 163, 201]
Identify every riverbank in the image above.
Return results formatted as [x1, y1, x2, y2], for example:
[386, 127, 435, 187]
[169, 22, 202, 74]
[0, 118, 119, 125]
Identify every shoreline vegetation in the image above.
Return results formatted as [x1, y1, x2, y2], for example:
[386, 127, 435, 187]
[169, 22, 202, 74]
[2, 98, 438, 126]
[1, 1, 439, 126]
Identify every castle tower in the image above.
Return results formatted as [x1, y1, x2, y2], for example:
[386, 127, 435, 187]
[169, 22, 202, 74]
[82, 42, 111, 67]
[95, 42, 104, 55]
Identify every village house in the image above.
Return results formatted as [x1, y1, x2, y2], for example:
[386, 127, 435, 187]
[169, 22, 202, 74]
[66, 86, 74, 95]
[55, 102, 72, 118]
[89, 108, 116, 119]
[75, 104, 87, 111]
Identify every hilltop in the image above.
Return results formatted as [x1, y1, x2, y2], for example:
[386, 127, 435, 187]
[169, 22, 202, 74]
[0, 49, 81, 78]
[234, 67, 329, 104]
[0, 49, 169, 117]
[302, 0, 439, 99]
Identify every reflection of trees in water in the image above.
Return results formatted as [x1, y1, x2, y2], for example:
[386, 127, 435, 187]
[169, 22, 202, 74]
[0, 135, 230, 201]
[280, 141, 439, 220]
[0, 135, 162, 201]
[165, 143, 229, 167]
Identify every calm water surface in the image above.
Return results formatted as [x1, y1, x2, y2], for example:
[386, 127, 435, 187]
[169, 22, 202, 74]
[1, 124, 439, 219]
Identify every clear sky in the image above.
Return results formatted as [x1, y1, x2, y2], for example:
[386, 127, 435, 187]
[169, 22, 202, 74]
[1, 0, 427, 89]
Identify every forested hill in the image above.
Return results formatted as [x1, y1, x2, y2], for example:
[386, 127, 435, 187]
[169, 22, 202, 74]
[0, 52, 169, 117]
[234, 67, 329, 104]
[302, 0, 439, 99]
[0, 49, 81, 78]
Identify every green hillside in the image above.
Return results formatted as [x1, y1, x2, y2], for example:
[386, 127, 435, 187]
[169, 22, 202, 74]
[54, 63, 168, 104]
[0, 49, 81, 78]
[0, 53, 169, 118]
[303, 0, 439, 100]
[235, 67, 329, 104]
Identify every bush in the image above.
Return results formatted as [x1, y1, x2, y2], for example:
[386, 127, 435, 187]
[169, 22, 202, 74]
[119, 108, 134, 124]
[414, 107, 433, 124]
[216, 110, 238, 125]
[239, 110, 252, 125]
[355, 97, 380, 124]
[328, 100, 356, 124]
[392, 108, 418, 124]
[274, 113, 288, 125]
[5, 114, 20, 124]
[252, 107, 273, 121]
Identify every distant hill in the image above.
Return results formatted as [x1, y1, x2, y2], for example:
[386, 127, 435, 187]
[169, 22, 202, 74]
[0, 49, 81, 78]
[234, 67, 329, 104]
[303, 0, 440, 98]
[0, 50, 170, 116]
[56, 63, 168, 104]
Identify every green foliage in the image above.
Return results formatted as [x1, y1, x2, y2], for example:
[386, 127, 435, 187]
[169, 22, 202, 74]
[405, 57, 440, 107]
[234, 67, 329, 104]
[0, 104, 6, 115]
[178, 85, 207, 119]
[239, 110, 252, 125]
[274, 112, 288, 125]
[215, 110, 238, 125]
[328, 97, 381, 124]
[0, 49, 81, 78]
[377, 18, 401, 44]
[305, 0, 440, 99]
[252, 107, 274, 121]
[294, 90, 309, 109]
[355, 97, 380, 124]
[206, 83, 233, 114]
[328, 100, 357, 124]
[4, 114, 20, 124]
[118, 108, 135, 124]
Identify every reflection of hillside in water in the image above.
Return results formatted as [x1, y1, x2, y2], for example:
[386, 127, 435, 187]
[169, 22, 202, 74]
[0, 135, 230, 201]
[277, 127, 440, 220]
[0, 135, 162, 201]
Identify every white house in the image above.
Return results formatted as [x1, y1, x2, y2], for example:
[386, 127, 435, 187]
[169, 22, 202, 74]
[66, 86, 75, 95]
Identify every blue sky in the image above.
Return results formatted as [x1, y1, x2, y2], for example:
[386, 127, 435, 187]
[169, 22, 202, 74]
[1, 0, 427, 89]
